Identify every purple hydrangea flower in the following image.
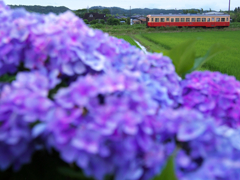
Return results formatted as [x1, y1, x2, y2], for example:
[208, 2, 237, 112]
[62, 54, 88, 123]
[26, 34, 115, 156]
[181, 71, 240, 128]
[44, 72, 174, 180]
[0, 2, 181, 108]
[156, 108, 240, 180]
[0, 71, 56, 170]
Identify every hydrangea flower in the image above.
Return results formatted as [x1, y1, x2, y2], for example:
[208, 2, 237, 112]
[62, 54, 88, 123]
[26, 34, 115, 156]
[43, 72, 174, 180]
[156, 108, 240, 180]
[0, 2, 181, 107]
[181, 71, 240, 128]
[0, 71, 57, 170]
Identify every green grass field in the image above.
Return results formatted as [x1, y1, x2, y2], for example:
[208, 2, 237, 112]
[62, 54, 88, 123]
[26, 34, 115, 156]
[95, 23, 240, 35]
[139, 31, 240, 80]
[114, 35, 141, 49]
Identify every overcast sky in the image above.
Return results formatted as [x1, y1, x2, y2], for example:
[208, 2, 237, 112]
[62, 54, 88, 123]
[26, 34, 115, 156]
[4, 0, 239, 11]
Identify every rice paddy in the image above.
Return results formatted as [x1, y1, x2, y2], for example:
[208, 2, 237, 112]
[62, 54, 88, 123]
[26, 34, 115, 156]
[134, 31, 240, 80]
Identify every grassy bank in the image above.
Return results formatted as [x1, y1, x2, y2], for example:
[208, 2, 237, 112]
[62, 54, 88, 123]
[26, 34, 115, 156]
[114, 35, 141, 49]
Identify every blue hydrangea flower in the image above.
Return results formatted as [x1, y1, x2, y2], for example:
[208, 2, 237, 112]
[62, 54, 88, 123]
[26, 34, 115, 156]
[181, 71, 240, 128]
[0, 71, 57, 170]
[44, 72, 173, 180]
[156, 108, 240, 180]
[0, 2, 181, 108]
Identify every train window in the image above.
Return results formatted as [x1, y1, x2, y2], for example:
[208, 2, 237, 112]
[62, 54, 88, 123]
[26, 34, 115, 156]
[207, 18, 210, 22]
[186, 18, 190, 22]
[155, 18, 159, 22]
[221, 18, 225, 22]
[212, 18, 215, 21]
[181, 18, 185, 22]
[227, 18, 229, 21]
[171, 18, 174, 22]
[202, 18, 206, 22]
[166, 18, 169, 21]
[197, 18, 201, 22]
[151, 18, 153, 22]
[176, 18, 179, 22]
[161, 18, 165, 22]
[192, 18, 196, 22]
[216, 18, 220, 22]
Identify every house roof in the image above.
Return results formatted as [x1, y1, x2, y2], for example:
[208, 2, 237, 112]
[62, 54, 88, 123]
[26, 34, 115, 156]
[137, 18, 146, 21]
[83, 13, 107, 21]
[115, 15, 128, 19]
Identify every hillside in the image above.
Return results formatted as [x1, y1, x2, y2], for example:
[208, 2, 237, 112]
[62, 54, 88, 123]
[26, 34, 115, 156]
[9, 5, 70, 14]
[88, 6, 207, 16]
[8, 4, 211, 16]
[89, 6, 184, 15]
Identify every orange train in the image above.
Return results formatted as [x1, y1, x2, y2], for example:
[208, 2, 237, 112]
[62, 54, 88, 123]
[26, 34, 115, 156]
[146, 14, 230, 28]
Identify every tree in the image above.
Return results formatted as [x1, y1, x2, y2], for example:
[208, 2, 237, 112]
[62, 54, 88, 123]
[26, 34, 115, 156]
[107, 18, 120, 25]
[90, 20, 98, 24]
[107, 17, 114, 25]
[119, 18, 126, 22]
[113, 18, 120, 25]
[74, 9, 87, 18]
[83, 19, 89, 24]
[100, 19, 105, 24]
[126, 18, 130, 25]
[102, 8, 110, 15]
[89, 9, 100, 13]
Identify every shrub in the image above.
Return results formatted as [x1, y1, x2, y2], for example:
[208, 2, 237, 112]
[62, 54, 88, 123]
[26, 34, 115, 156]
[93, 23, 104, 29]
[100, 19, 105, 24]
[89, 19, 98, 24]
[83, 19, 88, 24]
[107, 18, 120, 25]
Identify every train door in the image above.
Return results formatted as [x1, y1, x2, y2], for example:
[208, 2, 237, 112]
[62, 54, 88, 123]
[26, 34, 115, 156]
[210, 17, 215, 27]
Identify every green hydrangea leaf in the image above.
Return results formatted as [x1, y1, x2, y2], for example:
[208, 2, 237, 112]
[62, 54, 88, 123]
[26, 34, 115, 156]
[168, 39, 196, 78]
[152, 155, 178, 180]
[0, 74, 16, 82]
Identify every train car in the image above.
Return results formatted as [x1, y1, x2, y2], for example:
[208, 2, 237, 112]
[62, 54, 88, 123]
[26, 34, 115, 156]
[146, 14, 230, 28]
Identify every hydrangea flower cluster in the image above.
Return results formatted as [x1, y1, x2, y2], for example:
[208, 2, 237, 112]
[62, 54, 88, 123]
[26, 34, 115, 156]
[43, 72, 172, 180]
[0, 71, 57, 170]
[156, 108, 240, 180]
[0, 1, 181, 107]
[181, 71, 240, 128]
[1, 1, 240, 180]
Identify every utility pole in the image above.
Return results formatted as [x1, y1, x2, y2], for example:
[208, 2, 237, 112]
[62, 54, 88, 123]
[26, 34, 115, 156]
[228, 0, 231, 14]
[130, 6, 131, 18]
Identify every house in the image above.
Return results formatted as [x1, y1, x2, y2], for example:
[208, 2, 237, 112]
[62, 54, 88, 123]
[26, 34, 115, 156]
[130, 15, 146, 24]
[131, 15, 143, 19]
[83, 13, 107, 22]
[132, 19, 141, 24]
[137, 17, 146, 24]
[114, 15, 128, 19]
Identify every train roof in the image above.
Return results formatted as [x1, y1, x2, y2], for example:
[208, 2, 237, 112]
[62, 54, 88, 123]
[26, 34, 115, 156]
[148, 14, 230, 17]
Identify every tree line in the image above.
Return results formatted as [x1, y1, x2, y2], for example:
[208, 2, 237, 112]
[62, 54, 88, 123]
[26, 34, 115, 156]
[9, 5, 69, 14]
